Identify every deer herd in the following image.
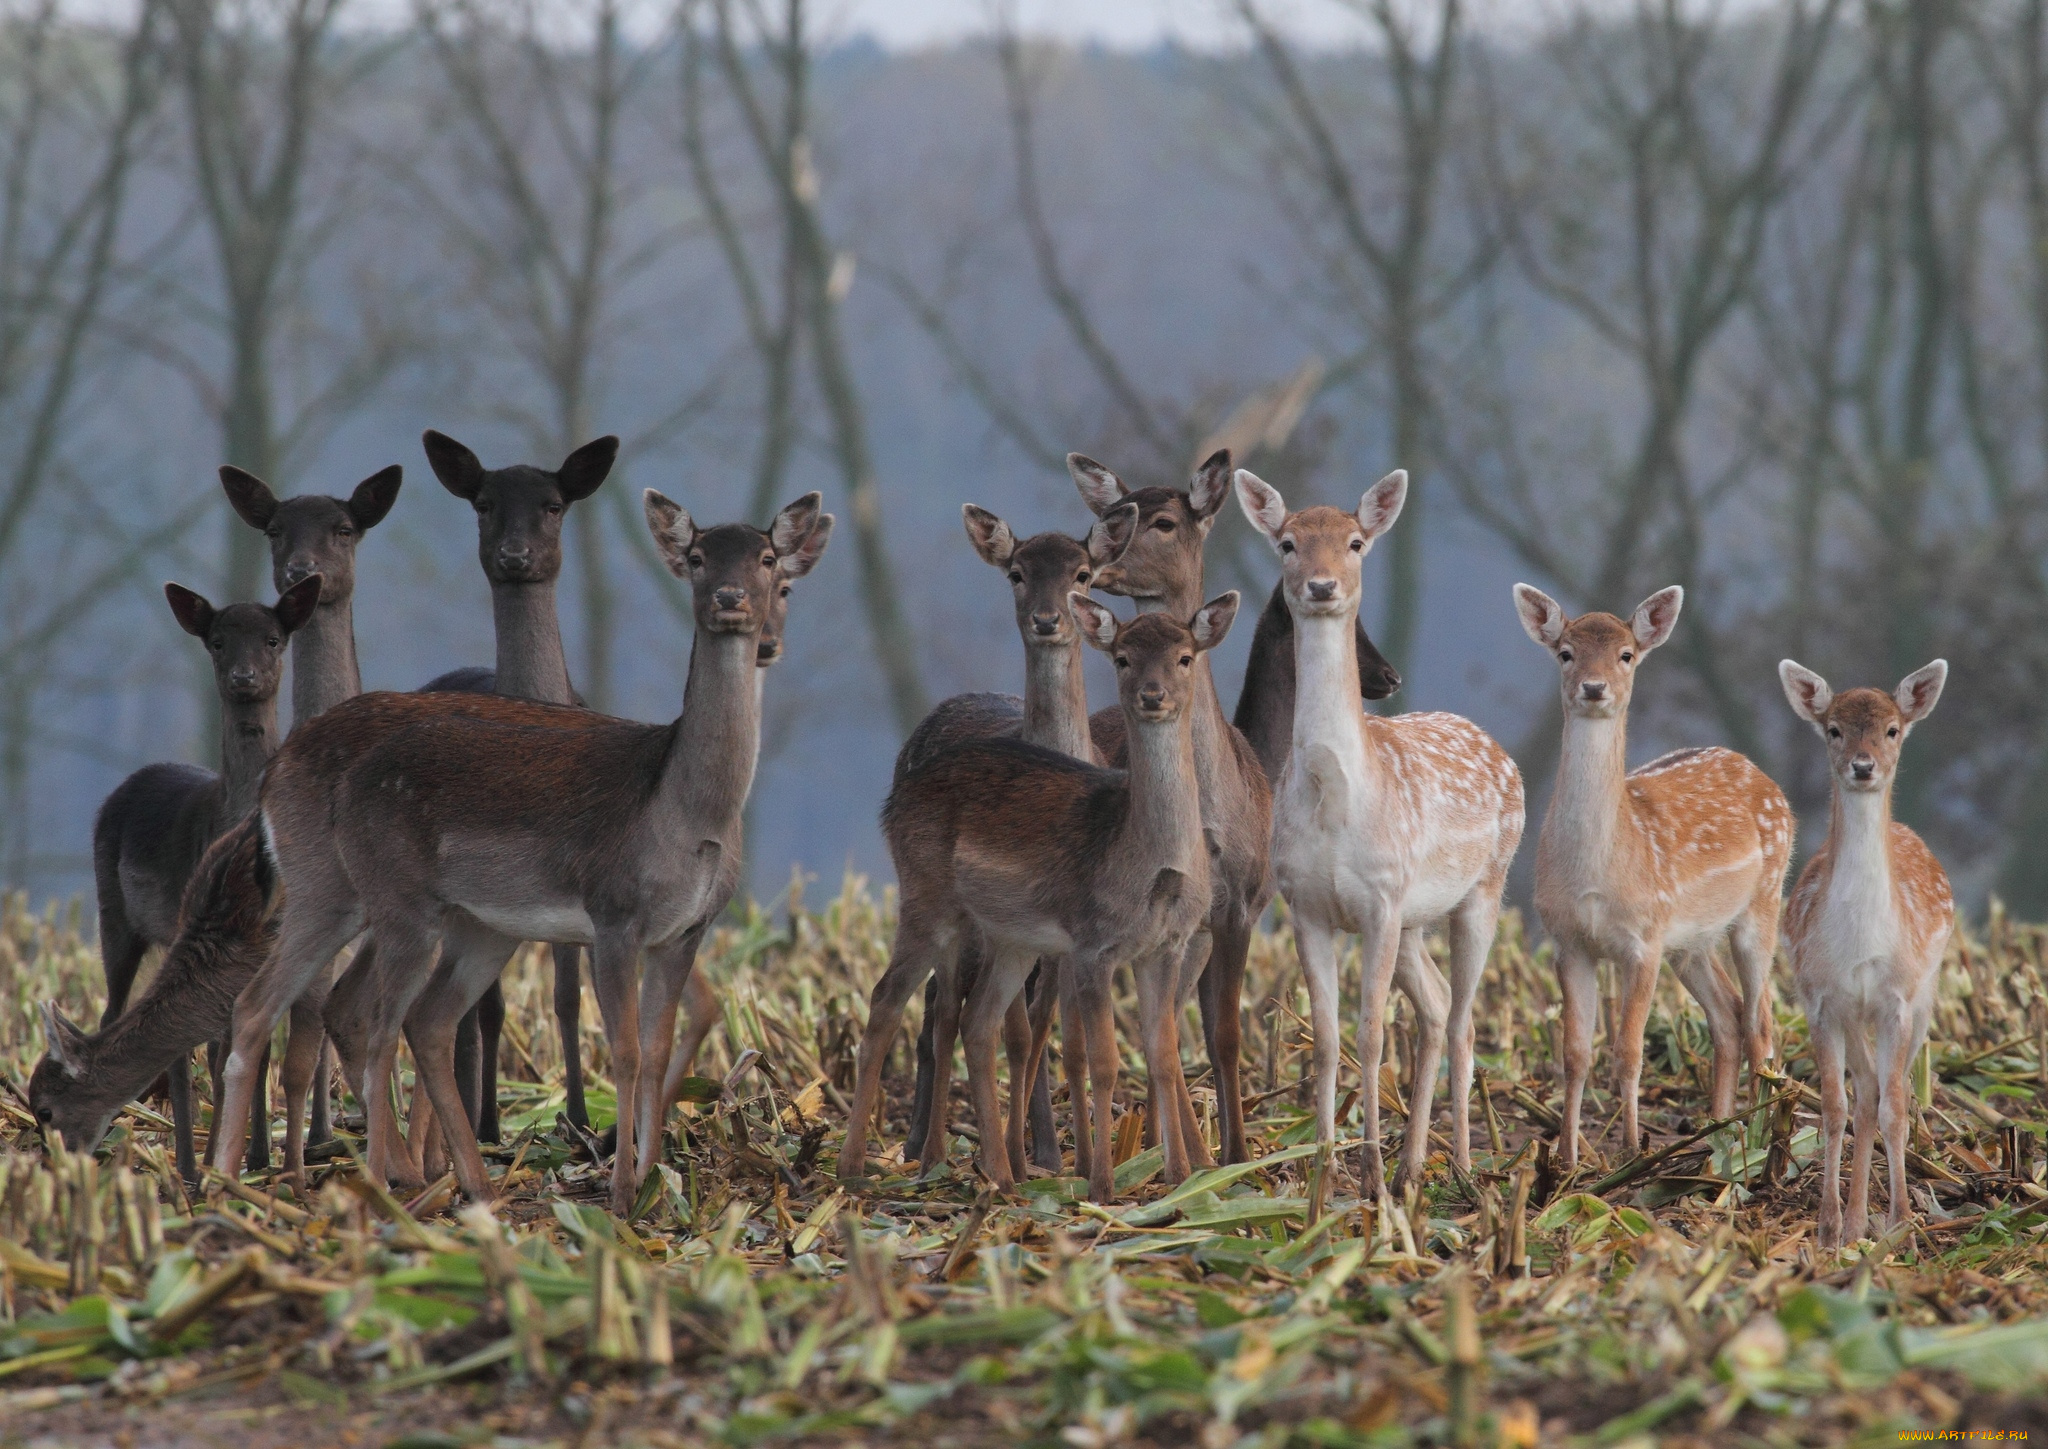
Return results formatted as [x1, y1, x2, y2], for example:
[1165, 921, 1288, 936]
[23, 437, 1955, 1252]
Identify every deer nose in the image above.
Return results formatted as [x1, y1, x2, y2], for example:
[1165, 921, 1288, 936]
[1580, 681, 1608, 702]
[282, 559, 315, 584]
[714, 586, 747, 611]
[1851, 757, 1876, 781]
[1138, 684, 1166, 709]
[229, 666, 256, 686]
[1306, 578, 1338, 602]
[498, 541, 529, 562]
[1030, 611, 1060, 636]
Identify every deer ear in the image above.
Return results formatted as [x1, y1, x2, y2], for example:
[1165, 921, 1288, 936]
[1067, 453, 1128, 517]
[778, 514, 833, 580]
[219, 466, 279, 530]
[1778, 660, 1833, 725]
[1512, 584, 1567, 648]
[1088, 500, 1140, 566]
[164, 583, 215, 639]
[274, 574, 324, 633]
[346, 465, 403, 529]
[1895, 659, 1947, 724]
[42, 1003, 86, 1077]
[643, 489, 698, 578]
[1188, 449, 1233, 520]
[771, 492, 824, 556]
[423, 430, 486, 501]
[961, 505, 1016, 568]
[1070, 592, 1120, 651]
[1629, 586, 1684, 651]
[557, 435, 619, 502]
[1190, 590, 1240, 651]
[1357, 470, 1407, 543]
[1234, 469, 1289, 545]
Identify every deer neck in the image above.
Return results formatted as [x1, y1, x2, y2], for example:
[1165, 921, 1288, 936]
[217, 695, 279, 821]
[661, 629, 762, 830]
[1118, 711, 1206, 878]
[1825, 782, 1895, 908]
[1021, 642, 1092, 759]
[1548, 708, 1635, 877]
[1292, 608, 1369, 777]
[1233, 582, 1297, 785]
[290, 600, 361, 728]
[1135, 579, 1234, 788]
[492, 580, 574, 705]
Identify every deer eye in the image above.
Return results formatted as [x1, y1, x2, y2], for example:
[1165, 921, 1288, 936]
[1179, 654, 1194, 667]
[1114, 656, 1129, 669]
[1279, 540, 1295, 554]
[267, 636, 280, 648]
[688, 553, 704, 569]
[1152, 518, 1175, 533]
[1008, 570, 1023, 585]
[265, 526, 281, 540]
[1076, 570, 1090, 584]
[1620, 651, 1634, 664]
[1349, 538, 1364, 552]
[1828, 726, 1841, 738]
[1887, 726, 1899, 738]
[336, 525, 353, 538]
[36, 1107, 51, 1124]
[476, 500, 492, 515]
[762, 553, 775, 568]
[1558, 649, 1572, 664]
[209, 638, 223, 651]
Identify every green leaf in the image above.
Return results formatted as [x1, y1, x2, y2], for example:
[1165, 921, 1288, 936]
[674, 1075, 723, 1104]
[896, 1305, 1062, 1347]
[1195, 1291, 1248, 1329]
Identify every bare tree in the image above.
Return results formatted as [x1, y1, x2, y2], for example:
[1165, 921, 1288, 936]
[680, 0, 925, 736]
[0, 0, 168, 880]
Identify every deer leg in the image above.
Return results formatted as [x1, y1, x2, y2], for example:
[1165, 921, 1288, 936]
[1059, 962, 1091, 1185]
[907, 977, 940, 1171]
[1811, 1014, 1849, 1251]
[1877, 1007, 1916, 1238]
[1670, 948, 1741, 1120]
[357, 923, 445, 1192]
[839, 910, 947, 1183]
[585, 925, 650, 1217]
[1611, 937, 1664, 1156]
[918, 937, 969, 1173]
[1133, 947, 1193, 1187]
[308, 1038, 334, 1147]
[1002, 994, 1035, 1183]
[475, 982, 505, 1143]
[1395, 927, 1449, 1191]
[964, 945, 1038, 1192]
[1023, 962, 1062, 1174]
[213, 899, 362, 1178]
[1201, 912, 1254, 1166]
[663, 960, 720, 1099]
[1444, 896, 1497, 1173]
[1728, 904, 1779, 1092]
[1554, 943, 1598, 1170]
[453, 1004, 482, 1132]
[633, 926, 708, 1186]
[245, 1038, 272, 1173]
[1845, 1032, 1879, 1245]
[1171, 929, 1215, 1171]
[1293, 914, 1343, 1155]
[1076, 962, 1121, 1203]
[281, 991, 330, 1184]
[168, 1053, 198, 1188]
[1354, 912, 1404, 1200]
[552, 944, 587, 1130]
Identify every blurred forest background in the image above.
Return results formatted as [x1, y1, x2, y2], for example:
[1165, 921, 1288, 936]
[4, 0, 2046, 918]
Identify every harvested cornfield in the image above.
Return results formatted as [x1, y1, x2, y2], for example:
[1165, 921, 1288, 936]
[2, 877, 2047, 1447]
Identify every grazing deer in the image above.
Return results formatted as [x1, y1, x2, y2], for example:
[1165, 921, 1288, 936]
[86, 577, 321, 1180]
[1779, 659, 1953, 1249]
[845, 593, 1239, 1202]
[34, 817, 281, 1162]
[1238, 469, 1524, 1197]
[1068, 450, 1271, 1168]
[222, 462, 402, 1153]
[206, 492, 828, 1216]
[1513, 583, 1791, 1167]
[895, 500, 1139, 1179]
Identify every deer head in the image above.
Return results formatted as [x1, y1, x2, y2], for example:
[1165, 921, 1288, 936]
[1235, 467, 1407, 617]
[758, 513, 835, 665]
[28, 1004, 114, 1153]
[1071, 591, 1240, 723]
[1070, 451, 1233, 606]
[1780, 658, 1947, 793]
[645, 489, 826, 639]
[424, 431, 618, 586]
[1514, 584, 1682, 720]
[165, 575, 323, 703]
[962, 500, 1139, 646]
[221, 465, 402, 606]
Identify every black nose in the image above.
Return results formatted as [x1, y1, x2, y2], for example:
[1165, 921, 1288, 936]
[230, 667, 255, 685]
[1138, 685, 1166, 707]
[283, 560, 314, 583]
[714, 586, 747, 610]
[1851, 759, 1875, 780]
[498, 542, 529, 560]
[1307, 579, 1337, 602]
[1031, 612, 1060, 636]
[1581, 681, 1608, 701]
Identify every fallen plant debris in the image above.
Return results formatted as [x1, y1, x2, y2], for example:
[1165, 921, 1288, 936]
[3, 879, 2048, 1447]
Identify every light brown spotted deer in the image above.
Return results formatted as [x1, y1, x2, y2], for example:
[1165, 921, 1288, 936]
[1779, 659, 1953, 1250]
[1237, 469, 1524, 1199]
[1514, 584, 1792, 1168]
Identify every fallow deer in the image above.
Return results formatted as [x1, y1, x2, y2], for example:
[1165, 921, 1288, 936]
[206, 493, 829, 1216]
[1238, 469, 1524, 1197]
[895, 499, 1139, 1180]
[1067, 450, 1271, 1169]
[1779, 658, 1953, 1249]
[844, 592, 1239, 1202]
[222, 462, 402, 1154]
[84, 576, 321, 1180]
[1513, 583, 1792, 1167]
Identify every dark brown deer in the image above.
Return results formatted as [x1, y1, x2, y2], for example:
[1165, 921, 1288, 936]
[845, 593, 1238, 1202]
[1065, 450, 1271, 1167]
[206, 493, 828, 1216]
[85, 577, 321, 1180]
[221, 462, 401, 1151]
[34, 816, 283, 1162]
[893, 499, 1138, 1180]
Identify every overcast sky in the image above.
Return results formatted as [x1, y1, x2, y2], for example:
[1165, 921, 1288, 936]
[825, 0, 1481, 51]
